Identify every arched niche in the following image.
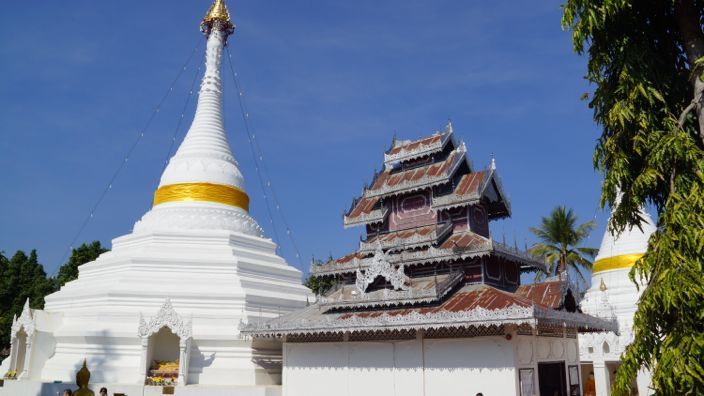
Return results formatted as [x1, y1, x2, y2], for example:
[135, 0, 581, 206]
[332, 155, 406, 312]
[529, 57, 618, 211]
[9, 299, 36, 380]
[138, 298, 192, 386]
[13, 329, 28, 376]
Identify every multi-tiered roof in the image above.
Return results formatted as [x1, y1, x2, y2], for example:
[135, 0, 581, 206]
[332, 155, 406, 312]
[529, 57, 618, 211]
[243, 124, 615, 340]
[315, 123, 540, 278]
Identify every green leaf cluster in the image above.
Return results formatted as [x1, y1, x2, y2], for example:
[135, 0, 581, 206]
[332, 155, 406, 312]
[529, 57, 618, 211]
[304, 257, 336, 296]
[0, 241, 108, 357]
[529, 206, 597, 283]
[563, 0, 704, 394]
[0, 250, 53, 356]
[54, 241, 108, 289]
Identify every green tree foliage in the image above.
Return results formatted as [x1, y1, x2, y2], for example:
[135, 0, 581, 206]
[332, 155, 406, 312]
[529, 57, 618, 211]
[0, 242, 109, 357]
[303, 273, 335, 296]
[529, 206, 597, 282]
[54, 241, 108, 290]
[304, 257, 336, 296]
[563, 0, 704, 394]
[0, 250, 53, 356]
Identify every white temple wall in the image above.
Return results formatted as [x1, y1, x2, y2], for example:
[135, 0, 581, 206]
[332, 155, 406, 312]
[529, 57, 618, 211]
[282, 336, 519, 396]
[28, 331, 55, 381]
[423, 336, 516, 396]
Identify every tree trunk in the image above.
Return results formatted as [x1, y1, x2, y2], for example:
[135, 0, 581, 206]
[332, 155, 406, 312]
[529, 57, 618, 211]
[675, 0, 704, 143]
[558, 252, 566, 276]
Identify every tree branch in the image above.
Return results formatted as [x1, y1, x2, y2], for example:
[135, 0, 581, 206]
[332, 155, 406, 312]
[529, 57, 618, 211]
[678, 101, 697, 130]
[675, 0, 704, 144]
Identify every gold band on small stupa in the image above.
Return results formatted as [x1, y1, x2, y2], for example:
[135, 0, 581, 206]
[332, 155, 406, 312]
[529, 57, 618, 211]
[153, 182, 249, 211]
[592, 253, 644, 273]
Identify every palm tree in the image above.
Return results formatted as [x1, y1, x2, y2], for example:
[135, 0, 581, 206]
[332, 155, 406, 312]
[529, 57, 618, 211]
[529, 206, 598, 282]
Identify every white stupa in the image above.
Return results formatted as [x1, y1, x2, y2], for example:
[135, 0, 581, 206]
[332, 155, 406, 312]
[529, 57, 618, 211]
[0, 1, 309, 394]
[578, 201, 656, 396]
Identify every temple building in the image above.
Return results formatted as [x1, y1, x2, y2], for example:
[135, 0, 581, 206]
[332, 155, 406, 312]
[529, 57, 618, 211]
[578, 205, 656, 396]
[243, 125, 616, 396]
[0, 1, 309, 395]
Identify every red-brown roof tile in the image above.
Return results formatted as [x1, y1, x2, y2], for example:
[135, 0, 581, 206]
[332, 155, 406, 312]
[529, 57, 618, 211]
[369, 150, 462, 192]
[454, 170, 489, 197]
[515, 281, 564, 309]
[438, 230, 491, 250]
[345, 196, 380, 220]
[338, 284, 534, 320]
[387, 135, 443, 156]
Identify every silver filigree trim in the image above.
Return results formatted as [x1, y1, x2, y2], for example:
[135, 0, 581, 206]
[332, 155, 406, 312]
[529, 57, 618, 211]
[11, 299, 35, 340]
[355, 245, 409, 292]
[138, 298, 192, 340]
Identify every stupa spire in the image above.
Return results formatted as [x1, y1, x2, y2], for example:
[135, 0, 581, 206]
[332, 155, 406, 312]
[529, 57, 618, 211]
[153, 0, 248, 212]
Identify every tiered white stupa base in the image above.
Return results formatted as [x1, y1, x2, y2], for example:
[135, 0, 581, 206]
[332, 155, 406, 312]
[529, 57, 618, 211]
[0, 224, 309, 394]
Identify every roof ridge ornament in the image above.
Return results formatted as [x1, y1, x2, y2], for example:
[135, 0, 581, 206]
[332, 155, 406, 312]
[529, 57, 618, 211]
[445, 119, 453, 134]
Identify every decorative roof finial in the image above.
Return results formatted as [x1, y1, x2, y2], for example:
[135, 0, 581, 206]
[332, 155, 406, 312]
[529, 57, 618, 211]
[201, 0, 235, 37]
[490, 153, 496, 170]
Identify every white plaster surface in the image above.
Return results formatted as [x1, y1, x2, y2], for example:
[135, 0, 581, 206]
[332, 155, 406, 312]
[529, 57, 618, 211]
[282, 335, 581, 396]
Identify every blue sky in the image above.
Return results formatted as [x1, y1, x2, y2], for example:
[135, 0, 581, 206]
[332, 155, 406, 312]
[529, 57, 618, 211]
[0, 0, 611, 282]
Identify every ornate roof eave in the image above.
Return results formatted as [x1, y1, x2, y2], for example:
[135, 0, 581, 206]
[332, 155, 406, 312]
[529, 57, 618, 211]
[312, 238, 543, 277]
[343, 206, 389, 229]
[358, 222, 453, 253]
[363, 144, 469, 200]
[488, 166, 512, 217]
[383, 123, 455, 165]
[319, 271, 464, 310]
[492, 240, 547, 273]
[240, 303, 617, 339]
[311, 245, 492, 276]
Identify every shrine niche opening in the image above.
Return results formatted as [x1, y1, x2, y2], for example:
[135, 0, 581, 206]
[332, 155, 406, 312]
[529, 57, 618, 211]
[138, 299, 192, 386]
[147, 327, 181, 382]
[11, 329, 28, 377]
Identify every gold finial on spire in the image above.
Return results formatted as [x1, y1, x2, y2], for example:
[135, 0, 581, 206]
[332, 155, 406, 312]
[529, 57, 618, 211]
[201, 0, 235, 37]
[203, 0, 231, 24]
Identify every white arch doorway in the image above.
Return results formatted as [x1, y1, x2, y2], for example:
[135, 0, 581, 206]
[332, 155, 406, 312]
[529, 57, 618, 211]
[138, 298, 192, 385]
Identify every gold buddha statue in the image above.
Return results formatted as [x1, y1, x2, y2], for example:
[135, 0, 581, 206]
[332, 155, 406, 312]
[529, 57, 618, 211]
[73, 359, 95, 396]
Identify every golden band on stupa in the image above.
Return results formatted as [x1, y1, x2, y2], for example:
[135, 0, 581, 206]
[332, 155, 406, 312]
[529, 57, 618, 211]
[153, 182, 250, 211]
[592, 253, 644, 274]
